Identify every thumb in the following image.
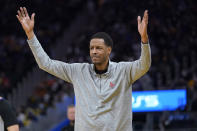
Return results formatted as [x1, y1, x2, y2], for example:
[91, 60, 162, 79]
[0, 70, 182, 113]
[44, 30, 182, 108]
[137, 16, 141, 25]
[31, 13, 35, 21]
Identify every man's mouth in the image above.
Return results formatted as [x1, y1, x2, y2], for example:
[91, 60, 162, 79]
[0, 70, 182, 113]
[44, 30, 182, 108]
[92, 56, 99, 59]
[92, 57, 100, 62]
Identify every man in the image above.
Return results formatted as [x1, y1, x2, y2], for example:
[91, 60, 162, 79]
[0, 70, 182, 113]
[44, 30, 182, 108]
[62, 105, 75, 131]
[0, 97, 19, 131]
[16, 7, 151, 131]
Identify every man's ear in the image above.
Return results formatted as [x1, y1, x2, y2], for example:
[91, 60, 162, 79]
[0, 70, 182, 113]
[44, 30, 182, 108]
[107, 47, 112, 55]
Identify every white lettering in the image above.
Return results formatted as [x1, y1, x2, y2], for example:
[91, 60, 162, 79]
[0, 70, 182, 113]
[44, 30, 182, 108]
[132, 95, 159, 108]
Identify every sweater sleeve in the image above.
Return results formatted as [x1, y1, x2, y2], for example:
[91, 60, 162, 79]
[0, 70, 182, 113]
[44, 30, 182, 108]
[27, 35, 76, 83]
[0, 99, 18, 128]
[124, 43, 151, 84]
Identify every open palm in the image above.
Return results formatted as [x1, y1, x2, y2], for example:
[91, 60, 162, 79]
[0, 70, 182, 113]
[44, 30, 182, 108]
[16, 7, 35, 35]
[137, 10, 148, 39]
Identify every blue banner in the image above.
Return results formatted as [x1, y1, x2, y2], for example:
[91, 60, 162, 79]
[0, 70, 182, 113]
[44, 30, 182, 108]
[132, 89, 187, 112]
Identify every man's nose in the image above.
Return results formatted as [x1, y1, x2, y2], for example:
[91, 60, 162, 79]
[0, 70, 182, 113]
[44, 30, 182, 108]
[92, 48, 97, 54]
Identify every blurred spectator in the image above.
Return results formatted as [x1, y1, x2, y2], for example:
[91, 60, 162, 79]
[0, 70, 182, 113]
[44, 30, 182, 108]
[62, 105, 75, 131]
[16, 78, 74, 128]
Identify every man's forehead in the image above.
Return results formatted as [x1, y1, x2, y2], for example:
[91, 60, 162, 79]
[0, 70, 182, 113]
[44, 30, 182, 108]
[90, 38, 105, 44]
[68, 107, 75, 112]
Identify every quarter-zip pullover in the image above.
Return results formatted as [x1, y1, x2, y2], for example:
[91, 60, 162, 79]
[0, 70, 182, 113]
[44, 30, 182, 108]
[27, 35, 151, 131]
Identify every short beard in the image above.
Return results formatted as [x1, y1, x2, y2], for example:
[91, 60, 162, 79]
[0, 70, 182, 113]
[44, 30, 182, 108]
[92, 55, 108, 65]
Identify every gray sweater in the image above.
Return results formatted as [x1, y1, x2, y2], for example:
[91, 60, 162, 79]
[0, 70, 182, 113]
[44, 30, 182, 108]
[27, 35, 151, 131]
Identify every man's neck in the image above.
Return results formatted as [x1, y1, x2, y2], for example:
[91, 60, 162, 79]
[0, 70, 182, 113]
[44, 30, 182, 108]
[70, 120, 75, 126]
[95, 61, 109, 74]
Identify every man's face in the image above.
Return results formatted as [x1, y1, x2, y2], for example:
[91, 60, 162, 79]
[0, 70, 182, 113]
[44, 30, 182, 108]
[67, 107, 75, 121]
[90, 38, 111, 65]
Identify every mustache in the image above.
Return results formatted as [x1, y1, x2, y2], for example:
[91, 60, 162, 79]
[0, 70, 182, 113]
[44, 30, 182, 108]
[91, 55, 100, 58]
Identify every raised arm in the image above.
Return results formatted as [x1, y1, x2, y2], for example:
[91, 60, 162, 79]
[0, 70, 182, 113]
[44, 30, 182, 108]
[132, 10, 151, 83]
[125, 10, 151, 84]
[16, 7, 75, 83]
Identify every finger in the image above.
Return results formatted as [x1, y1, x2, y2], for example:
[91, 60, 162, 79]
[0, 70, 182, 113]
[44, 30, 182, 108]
[24, 7, 30, 18]
[143, 10, 148, 24]
[144, 10, 148, 16]
[146, 11, 149, 24]
[31, 13, 35, 21]
[16, 15, 21, 22]
[137, 16, 141, 25]
[20, 7, 25, 17]
[17, 10, 22, 18]
[143, 10, 148, 18]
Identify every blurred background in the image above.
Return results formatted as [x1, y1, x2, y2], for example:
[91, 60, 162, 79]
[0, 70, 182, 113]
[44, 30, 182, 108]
[0, 0, 197, 130]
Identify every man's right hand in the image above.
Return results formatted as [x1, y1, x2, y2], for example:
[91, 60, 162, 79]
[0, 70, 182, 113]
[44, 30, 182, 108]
[16, 7, 35, 40]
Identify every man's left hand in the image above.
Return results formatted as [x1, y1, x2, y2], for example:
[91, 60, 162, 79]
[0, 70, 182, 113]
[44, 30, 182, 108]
[137, 10, 149, 44]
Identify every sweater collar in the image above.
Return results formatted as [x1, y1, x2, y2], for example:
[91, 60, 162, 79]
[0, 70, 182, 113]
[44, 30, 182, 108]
[90, 60, 112, 76]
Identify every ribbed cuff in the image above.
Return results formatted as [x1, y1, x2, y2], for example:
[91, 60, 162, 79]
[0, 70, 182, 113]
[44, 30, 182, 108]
[27, 35, 39, 46]
[141, 42, 150, 46]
